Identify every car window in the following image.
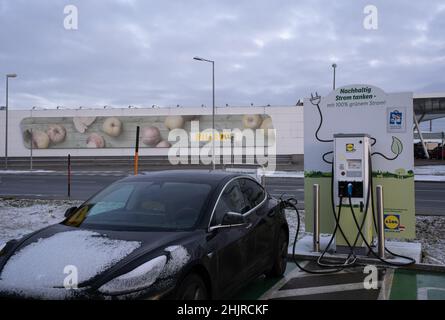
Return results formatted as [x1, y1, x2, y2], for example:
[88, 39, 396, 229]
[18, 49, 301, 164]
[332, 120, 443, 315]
[88, 184, 134, 216]
[239, 178, 266, 208]
[64, 181, 212, 231]
[211, 180, 247, 225]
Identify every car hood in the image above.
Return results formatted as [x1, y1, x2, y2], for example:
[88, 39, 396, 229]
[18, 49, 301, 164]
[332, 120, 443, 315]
[0, 224, 200, 299]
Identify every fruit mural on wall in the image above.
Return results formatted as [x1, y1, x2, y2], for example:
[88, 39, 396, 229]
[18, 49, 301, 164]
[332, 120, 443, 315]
[20, 114, 274, 149]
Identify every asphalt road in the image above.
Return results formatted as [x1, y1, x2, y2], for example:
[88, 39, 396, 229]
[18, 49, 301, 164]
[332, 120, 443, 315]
[0, 172, 443, 216]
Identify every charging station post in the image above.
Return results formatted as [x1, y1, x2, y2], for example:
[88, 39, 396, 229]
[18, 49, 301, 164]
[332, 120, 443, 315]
[376, 185, 386, 258]
[333, 133, 373, 254]
[313, 184, 320, 252]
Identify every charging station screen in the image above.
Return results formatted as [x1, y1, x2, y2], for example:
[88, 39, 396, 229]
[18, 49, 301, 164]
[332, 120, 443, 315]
[347, 159, 362, 170]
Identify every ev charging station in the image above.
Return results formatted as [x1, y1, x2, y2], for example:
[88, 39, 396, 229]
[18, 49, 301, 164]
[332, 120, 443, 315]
[333, 133, 373, 254]
[299, 84, 418, 268]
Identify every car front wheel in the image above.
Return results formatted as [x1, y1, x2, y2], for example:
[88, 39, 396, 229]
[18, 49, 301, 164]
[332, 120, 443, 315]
[175, 273, 209, 300]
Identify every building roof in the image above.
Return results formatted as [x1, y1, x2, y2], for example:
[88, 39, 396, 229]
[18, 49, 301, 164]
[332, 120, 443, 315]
[414, 93, 445, 122]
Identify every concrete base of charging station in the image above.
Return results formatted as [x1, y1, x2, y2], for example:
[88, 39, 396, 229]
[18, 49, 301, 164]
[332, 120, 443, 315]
[289, 235, 422, 265]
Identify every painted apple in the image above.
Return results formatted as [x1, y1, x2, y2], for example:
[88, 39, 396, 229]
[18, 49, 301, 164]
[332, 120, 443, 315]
[142, 126, 162, 146]
[242, 114, 263, 129]
[164, 115, 185, 130]
[156, 140, 171, 148]
[32, 130, 50, 149]
[87, 133, 106, 148]
[47, 124, 66, 144]
[102, 117, 122, 137]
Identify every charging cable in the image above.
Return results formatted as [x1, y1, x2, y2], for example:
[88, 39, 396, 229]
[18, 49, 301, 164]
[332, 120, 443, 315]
[346, 182, 415, 266]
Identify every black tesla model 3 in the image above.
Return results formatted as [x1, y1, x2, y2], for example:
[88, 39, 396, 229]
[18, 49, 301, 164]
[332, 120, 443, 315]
[0, 170, 289, 300]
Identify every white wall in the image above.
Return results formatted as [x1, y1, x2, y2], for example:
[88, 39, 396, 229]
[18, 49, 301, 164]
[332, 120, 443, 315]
[0, 106, 304, 157]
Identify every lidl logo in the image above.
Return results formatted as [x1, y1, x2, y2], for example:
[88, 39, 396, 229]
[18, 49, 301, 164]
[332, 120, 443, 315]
[346, 143, 355, 152]
[384, 214, 400, 231]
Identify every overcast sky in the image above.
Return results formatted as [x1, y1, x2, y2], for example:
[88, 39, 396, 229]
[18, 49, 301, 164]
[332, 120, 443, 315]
[0, 0, 444, 111]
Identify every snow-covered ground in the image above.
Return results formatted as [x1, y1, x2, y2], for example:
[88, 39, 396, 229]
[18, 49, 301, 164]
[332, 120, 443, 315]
[284, 209, 445, 265]
[0, 199, 83, 243]
[414, 165, 445, 182]
[0, 199, 444, 266]
[414, 165, 445, 175]
[415, 216, 445, 265]
[0, 170, 55, 174]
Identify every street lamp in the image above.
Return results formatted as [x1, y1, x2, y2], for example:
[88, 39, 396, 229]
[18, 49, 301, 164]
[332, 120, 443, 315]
[5, 73, 17, 169]
[332, 64, 337, 90]
[193, 56, 216, 170]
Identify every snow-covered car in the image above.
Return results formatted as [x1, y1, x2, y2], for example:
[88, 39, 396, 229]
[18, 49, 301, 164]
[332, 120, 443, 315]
[0, 170, 289, 300]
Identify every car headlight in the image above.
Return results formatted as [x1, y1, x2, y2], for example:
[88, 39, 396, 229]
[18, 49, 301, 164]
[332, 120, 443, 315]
[98, 255, 167, 295]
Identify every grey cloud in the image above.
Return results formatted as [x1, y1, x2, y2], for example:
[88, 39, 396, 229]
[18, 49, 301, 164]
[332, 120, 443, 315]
[0, 0, 444, 110]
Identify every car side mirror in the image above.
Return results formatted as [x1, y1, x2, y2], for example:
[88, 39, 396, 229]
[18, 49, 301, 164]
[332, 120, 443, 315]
[240, 205, 252, 214]
[64, 207, 78, 218]
[222, 212, 246, 226]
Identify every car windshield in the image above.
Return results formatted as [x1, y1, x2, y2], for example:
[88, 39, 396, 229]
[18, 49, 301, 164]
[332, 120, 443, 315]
[63, 181, 213, 231]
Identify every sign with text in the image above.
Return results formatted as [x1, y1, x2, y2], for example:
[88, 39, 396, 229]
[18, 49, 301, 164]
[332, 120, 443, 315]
[304, 84, 415, 239]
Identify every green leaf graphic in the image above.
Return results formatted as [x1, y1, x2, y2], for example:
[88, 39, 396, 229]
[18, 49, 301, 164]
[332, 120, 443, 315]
[391, 136, 403, 155]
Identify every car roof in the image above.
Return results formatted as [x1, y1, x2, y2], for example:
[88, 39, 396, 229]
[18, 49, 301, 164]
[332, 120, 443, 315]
[120, 169, 246, 185]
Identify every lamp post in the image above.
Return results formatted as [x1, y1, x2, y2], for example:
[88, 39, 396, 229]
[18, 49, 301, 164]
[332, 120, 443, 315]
[193, 56, 216, 170]
[5, 74, 17, 169]
[332, 64, 337, 90]
[30, 106, 36, 171]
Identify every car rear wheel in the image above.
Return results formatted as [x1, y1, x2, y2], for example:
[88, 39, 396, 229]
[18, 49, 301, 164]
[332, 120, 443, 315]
[176, 273, 209, 300]
[266, 229, 288, 278]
